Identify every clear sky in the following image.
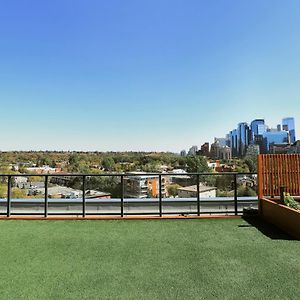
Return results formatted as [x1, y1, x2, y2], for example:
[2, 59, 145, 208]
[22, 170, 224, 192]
[0, 0, 300, 152]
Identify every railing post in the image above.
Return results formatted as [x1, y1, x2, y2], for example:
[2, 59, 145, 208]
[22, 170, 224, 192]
[82, 175, 86, 217]
[44, 175, 48, 217]
[121, 175, 124, 217]
[234, 174, 238, 216]
[280, 186, 285, 204]
[7, 175, 11, 217]
[197, 174, 200, 216]
[159, 175, 162, 217]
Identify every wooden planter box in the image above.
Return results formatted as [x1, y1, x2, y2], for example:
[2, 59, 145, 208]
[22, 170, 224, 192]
[260, 198, 300, 239]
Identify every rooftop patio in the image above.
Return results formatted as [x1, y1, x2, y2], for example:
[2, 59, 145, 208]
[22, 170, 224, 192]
[0, 218, 299, 299]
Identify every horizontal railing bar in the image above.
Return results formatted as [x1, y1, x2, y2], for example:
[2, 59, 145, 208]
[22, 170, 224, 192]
[0, 172, 257, 177]
[0, 210, 245, 216]
[4, 213, 46, 216]
[0, 201, 258, 205]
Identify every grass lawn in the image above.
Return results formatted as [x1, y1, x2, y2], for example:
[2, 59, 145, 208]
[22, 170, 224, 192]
[0, 218, 299, 299]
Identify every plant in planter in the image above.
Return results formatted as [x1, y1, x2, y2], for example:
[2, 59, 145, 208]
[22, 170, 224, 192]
[283, 193, 300, 211]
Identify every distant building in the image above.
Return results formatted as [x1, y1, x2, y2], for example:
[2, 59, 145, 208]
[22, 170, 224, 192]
[207, 161, 219, 170]
[214, 137, 226, 147]
[210, 141, 231, 160]
[237, 122, 250, 157]
[246, 144, 260, 157]
[188, 146, 198, 156]
[282, 117, 296, 143]
[270, 144, 290, 154]
[227, 117, 296, 155]
[177, 184, 217, 198]
[263, 130, 289, 152]
[180, 150, 187, 157]
[218, 146, 232, 160]
[124, 172, 169, 198]
[250, 119, 266, 142]
[288, 140, 300, 153]
[200, 142, 210, 156]
[254, 134, 264, 154]
[26, 166, 63, 174]
[229, 129, 238, 157]
[170, 169, 190, 187]
[215, 165, 234, 172]
[210, 141, 220, 159]
[50, 176, 72, 186]
[28, 185, 111, 199]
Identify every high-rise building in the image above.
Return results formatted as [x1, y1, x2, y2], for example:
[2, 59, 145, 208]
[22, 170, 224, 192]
[250, 119, 265, 143]
[226, 117, 296, 155]
[214, 137, 226, 147]
[210, 141, 220, 159]
[188, 145, 198, 156]
[225, 134, 231, 147]
[200, 143, 210, 156]
[229, 129, 238, 156]
[282, 117, 296, 143]
[237, 122, 250, 156]
[180, 150, 187, 157]
[262, 130, 289, 152]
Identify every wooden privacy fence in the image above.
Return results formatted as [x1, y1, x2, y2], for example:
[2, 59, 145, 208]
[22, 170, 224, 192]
[258, 154, 300, 199]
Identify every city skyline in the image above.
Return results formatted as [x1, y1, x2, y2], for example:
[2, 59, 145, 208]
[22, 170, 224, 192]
[1, 1, 300, 152]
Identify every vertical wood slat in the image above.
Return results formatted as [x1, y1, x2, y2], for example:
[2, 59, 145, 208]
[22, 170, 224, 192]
[258, 154, 300, 198]
[275, 154, 280, 196]
[287, 155, 294, 194]
[278, 154, 283, 195]
[263, 155, 268, 196]
[296, 155, 300, 195]
[268, 155, 272, 196]
[289, 154, 295, 194]
[257, 155, 263, 199]
[270, 154, 275, 197]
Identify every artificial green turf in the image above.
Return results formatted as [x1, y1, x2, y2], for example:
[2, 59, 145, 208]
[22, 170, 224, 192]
[0, 219, 299, 300]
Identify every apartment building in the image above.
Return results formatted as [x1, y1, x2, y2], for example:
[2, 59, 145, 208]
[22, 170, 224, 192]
[124, 172, 169, 198]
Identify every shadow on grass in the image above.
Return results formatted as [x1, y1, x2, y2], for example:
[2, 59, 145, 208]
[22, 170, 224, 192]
[241, 216, 297, 241]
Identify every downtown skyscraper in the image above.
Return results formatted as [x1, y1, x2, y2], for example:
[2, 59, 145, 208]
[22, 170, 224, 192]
[282, 117, 296, 143]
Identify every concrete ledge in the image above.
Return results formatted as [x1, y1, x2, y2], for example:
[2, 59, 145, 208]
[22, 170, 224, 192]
[0, 215, 242, 221]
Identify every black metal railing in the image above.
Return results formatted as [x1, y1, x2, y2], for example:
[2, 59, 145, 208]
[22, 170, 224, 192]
[0, 172, 258, 217]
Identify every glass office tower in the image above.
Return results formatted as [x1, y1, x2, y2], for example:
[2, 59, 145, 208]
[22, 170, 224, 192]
[237, 122, 250, 156]
[230, 129, 238, 157]
[263, 131, 289, 152]
[282, 117, 296, 143]
[250, 119, 265, 142]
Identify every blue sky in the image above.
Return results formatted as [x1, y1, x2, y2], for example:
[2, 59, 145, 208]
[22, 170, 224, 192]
[0, 0, 300, 152]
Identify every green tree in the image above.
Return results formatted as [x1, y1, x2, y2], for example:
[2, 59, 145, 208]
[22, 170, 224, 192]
[186, 156, 209, 173]
[0, 184, 6, 198]
[237, 186, 257, 197]
[167, 184, 180, 197]
[102, 157, 115, 171]
[12, 188, 28, 198]
[215, 175, 233, 191]
[244, 157, 257, 173]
